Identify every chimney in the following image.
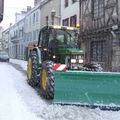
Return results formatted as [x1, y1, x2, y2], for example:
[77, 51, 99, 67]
[9, 23, 12, 26]
[27, 6, 32, 12]
[21, 11, 26, 14]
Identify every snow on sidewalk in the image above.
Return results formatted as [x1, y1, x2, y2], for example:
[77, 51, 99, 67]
[0, 63, 43, 120]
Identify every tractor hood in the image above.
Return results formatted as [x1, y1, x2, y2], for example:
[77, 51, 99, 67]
[58, 48, 84, 55]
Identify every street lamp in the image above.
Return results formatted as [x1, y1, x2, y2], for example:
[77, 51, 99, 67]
[51, 9, 56, 25]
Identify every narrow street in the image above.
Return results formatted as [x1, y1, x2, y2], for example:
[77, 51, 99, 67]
[0, 60, 120, 120]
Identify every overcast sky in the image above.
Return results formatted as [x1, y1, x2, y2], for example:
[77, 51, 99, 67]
[1, 0, 34, 29]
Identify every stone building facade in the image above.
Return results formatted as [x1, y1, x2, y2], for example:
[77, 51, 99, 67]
[79, 0, 120, 71]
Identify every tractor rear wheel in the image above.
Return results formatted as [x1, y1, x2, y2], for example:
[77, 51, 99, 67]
[83, 63, 103, 72]
[27, 51, 38, 87]
[40, 61, 54, 100]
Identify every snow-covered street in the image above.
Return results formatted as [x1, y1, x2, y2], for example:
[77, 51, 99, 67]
[0, 62, 44, 120]
[0, 59, 120, 120]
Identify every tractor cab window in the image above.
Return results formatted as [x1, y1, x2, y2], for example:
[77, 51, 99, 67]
[40, 29, 49, 47]
[48, 28, 77, 48]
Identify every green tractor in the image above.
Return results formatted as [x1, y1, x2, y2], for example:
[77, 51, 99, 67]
[27, 25, 120, 108]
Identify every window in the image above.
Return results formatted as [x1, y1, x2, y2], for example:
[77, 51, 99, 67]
[91, 41, 106, 62]
[34, 0, 37, 5]
[21, 44, 23, 58]
[34, 30, 39, 41]
[33, 13, 35, 24]
[29, 17, 31, 27]
[46, 16, 49, 25]
[72, 0, 76, 4]
[16, 30, 18, 37]
[27, 33, 29, 41]
[25, 19, 28, 28]
[65, 0, 68, 7]
[36, 11, 39, 22]
[48, 29, 76, 48]
[70, 15, 77, 27]
[93, 0, 104, 19]
[62, 18, 69, 26]
[40, 30, 49, 46]
[30, 32, 32, 41]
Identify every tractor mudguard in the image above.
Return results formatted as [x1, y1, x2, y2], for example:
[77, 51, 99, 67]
[53, 71, 120, 107]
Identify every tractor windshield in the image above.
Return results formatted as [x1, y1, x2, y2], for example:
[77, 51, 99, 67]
[49, 28, 78, 48]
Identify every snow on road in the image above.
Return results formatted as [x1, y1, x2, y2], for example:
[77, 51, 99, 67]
[0, 62, 43, 120]
[0, 59, 120, 120]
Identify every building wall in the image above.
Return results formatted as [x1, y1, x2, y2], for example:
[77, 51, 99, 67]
[24, 5, 40, 34]
[40, 0, 60, 27]
[7, 5, 40, 60]
[9, 18, 25, 59]
[80, 0, 120, 71]
[61, 0, 79, 27]
[24, 5, 40, 60]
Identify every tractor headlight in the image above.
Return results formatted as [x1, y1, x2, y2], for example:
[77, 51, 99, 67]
[71, 59, 77, 63]
[79, 59, 84, 63]
[53, 55, 56, 59]
[43, 48, 47, 51]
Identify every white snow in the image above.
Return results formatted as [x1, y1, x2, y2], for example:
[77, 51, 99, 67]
[0, 59, 120, 120]
[0, 62, 43, 120]
[10, 58, 27, 71]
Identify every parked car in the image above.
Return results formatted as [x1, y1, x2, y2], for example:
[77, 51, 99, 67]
[0, 51, 9, 62]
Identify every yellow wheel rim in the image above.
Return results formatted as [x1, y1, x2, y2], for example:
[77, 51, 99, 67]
[42, 69, 47, 90]
[27, 58, 32, 80]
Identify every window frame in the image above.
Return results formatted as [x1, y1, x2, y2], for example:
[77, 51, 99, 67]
[62, 18, 69, 26]
[91, 40, 106, 62]
[72, 0, 76, 4]
[65, 0, 69, 8]
[92, 0, 104, 19]
[70, 15, 77, 27]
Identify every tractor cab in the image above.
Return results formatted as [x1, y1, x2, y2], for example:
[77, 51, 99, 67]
[38, 25, 85, 70]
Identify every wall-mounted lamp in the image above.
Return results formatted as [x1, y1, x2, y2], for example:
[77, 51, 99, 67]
[51, 9, 56, 25]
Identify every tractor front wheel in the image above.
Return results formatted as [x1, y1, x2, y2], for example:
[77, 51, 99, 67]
[27, 51, 38, 87]
[40, 61, 54, 100]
